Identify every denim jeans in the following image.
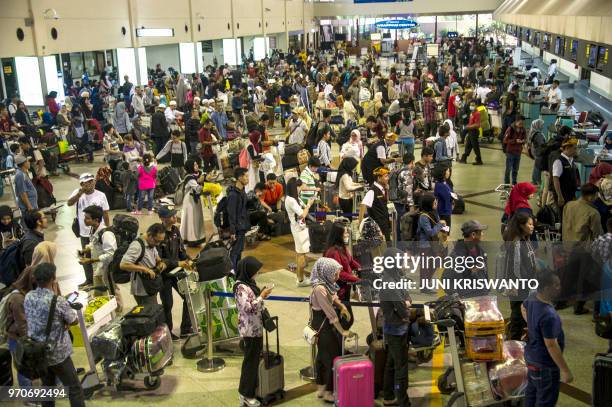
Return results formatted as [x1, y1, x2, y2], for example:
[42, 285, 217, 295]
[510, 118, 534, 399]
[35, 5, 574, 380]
[504, 153, 521, 185]
[525, 364, 560, 407]
[7, 338, 32, 387]
[125, 192, 135, 212]
[137, 188, 155, 211]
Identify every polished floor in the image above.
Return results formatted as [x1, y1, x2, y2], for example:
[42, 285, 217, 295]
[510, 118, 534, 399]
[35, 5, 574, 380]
[1, 136, 606, 407]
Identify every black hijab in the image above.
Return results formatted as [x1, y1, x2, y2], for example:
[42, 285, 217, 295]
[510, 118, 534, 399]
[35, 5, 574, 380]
[335, 156, 358, 188]
[0, 205, 15, 233]
[233, 256, 263, 296]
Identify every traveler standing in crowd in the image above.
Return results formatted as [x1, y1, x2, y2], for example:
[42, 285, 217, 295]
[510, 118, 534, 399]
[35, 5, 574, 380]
[157, 206, 193, 340]
[299, 157, 321, 205]
[422, 89, 437, 139]
[67, 173, 110, 290]
[432, 124, 452, 165]
[135, 153, 157, 215]
[122, 134, 144, 168]
[20, 210, 48, 269]
[24, 263, 86, 407]
[336, 157, 364, 221]
[185, 108, 201, 154]
[459, 99, 484, 165]
[522, 273, 573, 407]
[285, 178, 315, 286]
[433, 165, 454, 228]
[551, 137, 579, 212]
[546, 80, 562, 111]
[416, 193, 447, 291]
[503, 212, 537, 340]
[120, 223, 166, 305]
[324, 221, 361, 306]
[316, 126, 333, 168]
[131, 86, 146, 117]
[527, 119, 546, 186]
[339, 129, 364, 160]
[560, 183, 604, 314]
[156, 130, 188, 175]
[103, 124, 124, 172]
[414, 147, 434, 206]
[13, 155, 38, 213]
[180, 159, 206, 246]
[361, 132, 399, 185]
[234, 256, 273, 407]
[502, 84, 519, 142]
[391, 153, 416, 238]
[287, 110, 308, 145]
[112, 101, 132, 136]
[151, 104, 170, 153]
[380, 247, 411, 407]
[308, 258, 353, 403]
[503, 115, 526, 186]
[227, 168, 250, 272]
[359, 167, 392, 241]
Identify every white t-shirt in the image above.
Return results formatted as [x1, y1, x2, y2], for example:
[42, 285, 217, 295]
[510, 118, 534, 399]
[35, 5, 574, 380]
[285, 196, 305, 228]
[69, 189, 110, 237]
[547, 87, 562, 105]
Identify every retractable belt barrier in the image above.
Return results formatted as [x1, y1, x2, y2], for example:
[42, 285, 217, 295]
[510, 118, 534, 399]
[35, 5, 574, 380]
[210, 291, 425, 308]
[308, 211, 359, 218]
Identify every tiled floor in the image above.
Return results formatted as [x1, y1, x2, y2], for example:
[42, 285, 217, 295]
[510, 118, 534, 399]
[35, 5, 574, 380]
[1, 137, 605, 407]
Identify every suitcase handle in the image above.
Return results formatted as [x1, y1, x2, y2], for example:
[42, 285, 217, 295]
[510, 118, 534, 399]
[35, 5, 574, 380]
[264, 316, 280, 369]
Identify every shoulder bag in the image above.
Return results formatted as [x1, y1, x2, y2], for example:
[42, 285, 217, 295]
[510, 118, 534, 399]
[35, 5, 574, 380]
[71, 200, 81, 238]
[15, 295, 58, 379]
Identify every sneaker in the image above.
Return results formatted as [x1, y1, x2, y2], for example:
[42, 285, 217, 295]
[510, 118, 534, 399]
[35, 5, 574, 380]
[131, 210, 142, 215]
[239, 394, 261, 407]
[78, 282, 93, 291]
[296, 278, 311, 287]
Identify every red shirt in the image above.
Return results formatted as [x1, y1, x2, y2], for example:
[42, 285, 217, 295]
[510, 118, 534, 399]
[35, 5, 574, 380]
[262, 182, 284, 206]
[323, 246, 361, 301]
[198, 127, 213, 159]
[448, 95, 457, 118]
[423, 97, 437, 123]
[468, 110, 481, 128]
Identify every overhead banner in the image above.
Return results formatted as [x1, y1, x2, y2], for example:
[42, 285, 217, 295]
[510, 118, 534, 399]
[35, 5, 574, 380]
[375, 19, 418, 30]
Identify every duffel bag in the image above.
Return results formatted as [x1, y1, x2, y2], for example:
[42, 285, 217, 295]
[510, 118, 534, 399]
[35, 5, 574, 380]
[282, 154, 300, 170]
[195, 240, 232, 281]
[121, 304, 165, 337]
[285, 143, 302, 156]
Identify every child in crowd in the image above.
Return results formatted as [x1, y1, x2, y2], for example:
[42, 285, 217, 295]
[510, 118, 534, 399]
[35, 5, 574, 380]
[156, 130, 188, 175]
[135, 153, 157, 215]
[119, 161, 138, 213]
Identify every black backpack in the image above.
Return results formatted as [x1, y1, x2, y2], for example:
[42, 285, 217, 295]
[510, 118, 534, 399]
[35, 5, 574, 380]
[104, 214, 141, 285]
[214, 196, 230, 230]
[0, 239, 24, 286]
[107, 236, 144, 285]
[388, 168, 409, 203]
[306, 121, 320, 149]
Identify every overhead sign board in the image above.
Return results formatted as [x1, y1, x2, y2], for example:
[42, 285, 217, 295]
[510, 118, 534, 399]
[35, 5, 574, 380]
[375, 19, 418, 30]
[447, 31, 459, 38]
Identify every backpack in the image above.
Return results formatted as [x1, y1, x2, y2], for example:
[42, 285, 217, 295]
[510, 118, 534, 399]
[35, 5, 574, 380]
[0, 239, 24, 287]
[107, 235, 145, 285]
[174, 175, 196, 205]
[306, 122, 320, 148]
[536, 204, 560, 227]
[104, 214, 141, 284]
[0, 289, 18, 344]
[214, 196, 230, 230]
[238, 145, 251, 169]
[432, 138, 444, 161]
[400, 210, 421, 241]
[388, 168, 409, 202]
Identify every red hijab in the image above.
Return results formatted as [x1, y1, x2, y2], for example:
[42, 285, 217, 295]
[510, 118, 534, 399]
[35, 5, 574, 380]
[588, 162, 612, 185]
[248, 130, 262, 154]
[504, 182, 537, 216]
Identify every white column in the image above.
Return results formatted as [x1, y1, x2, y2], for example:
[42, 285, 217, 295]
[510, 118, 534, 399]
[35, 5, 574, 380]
[196, 42, 203, 73]
[179, 42, 197, 74]
[136, 48, 148, 86]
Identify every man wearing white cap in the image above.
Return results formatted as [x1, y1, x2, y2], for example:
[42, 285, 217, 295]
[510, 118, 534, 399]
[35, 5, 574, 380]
[67, 173, 110, 290]
[164, 100, 178, 124]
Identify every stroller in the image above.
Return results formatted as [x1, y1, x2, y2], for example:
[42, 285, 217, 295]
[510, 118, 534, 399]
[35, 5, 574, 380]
[91, 305, 173, 391]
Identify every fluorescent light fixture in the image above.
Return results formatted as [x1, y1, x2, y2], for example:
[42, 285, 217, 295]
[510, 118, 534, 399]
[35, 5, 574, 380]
[136, 28, 174, 37]
[137, 48, 148, 86]
[222, 39, 242, 66]
[179, 43, 196, 74]
[15, 57, 44, 106]
[43, 56, 65, 104]
[254, 37, 267, 61]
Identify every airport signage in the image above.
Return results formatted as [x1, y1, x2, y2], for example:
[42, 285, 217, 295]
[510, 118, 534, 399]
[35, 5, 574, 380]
[375, 19, 418, 30]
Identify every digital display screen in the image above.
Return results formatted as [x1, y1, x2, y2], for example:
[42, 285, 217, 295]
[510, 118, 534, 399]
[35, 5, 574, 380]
[570, 40, 578, 61]
[596, 46, 608, 71]
[587, 44, 597, 68]
[554, 37, 562, 54]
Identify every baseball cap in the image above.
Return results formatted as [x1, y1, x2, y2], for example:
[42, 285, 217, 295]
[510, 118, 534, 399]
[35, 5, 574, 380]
[14, 154, 28, 166]
[79, 173, 95, 184]
[461, 220, 488, 235]
[157, 206, 177, 219]
[561, 137, 578, 148]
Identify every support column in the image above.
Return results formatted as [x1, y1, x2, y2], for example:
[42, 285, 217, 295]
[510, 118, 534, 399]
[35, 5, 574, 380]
[434, 16, 438, 43]
[135, 47, 148, 86]
[283, 0, 289, 53]
[38, 57, 49, 101]
[475, 14, 479, 38]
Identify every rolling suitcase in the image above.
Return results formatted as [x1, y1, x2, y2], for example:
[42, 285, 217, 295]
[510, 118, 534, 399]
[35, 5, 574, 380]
[158, 167, 181, 195]
[307, 220, 332, 253]
[0, 348, 13, 386]
[593, 353, 612, 407]
[334, 337, 375, 407]
[256, 316, 285, 405]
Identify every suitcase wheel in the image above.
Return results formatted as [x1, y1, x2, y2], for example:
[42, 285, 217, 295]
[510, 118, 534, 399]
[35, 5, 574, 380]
[144, 375, 161, 390]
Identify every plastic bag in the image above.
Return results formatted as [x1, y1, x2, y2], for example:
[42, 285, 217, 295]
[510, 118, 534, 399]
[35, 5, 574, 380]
[488, 340, 528, 399]
[130, 324, 173, 373]
[91, 320, 123, 361]
[463, 296, 504, 323]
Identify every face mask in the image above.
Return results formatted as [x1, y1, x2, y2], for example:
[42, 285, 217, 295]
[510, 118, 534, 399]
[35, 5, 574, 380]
[470, 106, 475, 111]
[343, 236, 350, 245]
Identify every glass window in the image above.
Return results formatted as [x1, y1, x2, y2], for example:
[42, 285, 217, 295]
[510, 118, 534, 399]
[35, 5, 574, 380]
[69, 52, 84, 78]
[83, 51, 98, 76]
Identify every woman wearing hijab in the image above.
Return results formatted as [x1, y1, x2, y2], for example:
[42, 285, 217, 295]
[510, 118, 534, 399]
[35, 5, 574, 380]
[112, 101, 133, 136]
[589, 162, 612, 185]
[246, 128, 263, 192]
[180, 159, 207, 246]
[527, 119, 546, 186]
[314, 92, 327, 122]
[439, 119, 460, 161]
[46, 91, 60, 117]
[234, 256, 273, 407]
[308, 257, 354, 402]
[56, 104, 72, 128]
[323, 221, 361, 304]
[502, 182, 537, 236]
[336, 157, 364, 220]
[339, 129, 364, 161]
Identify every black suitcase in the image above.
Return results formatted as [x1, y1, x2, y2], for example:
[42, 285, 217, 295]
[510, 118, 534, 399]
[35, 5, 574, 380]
[452, 196, 465, 214]
[593, 353, 612, 407]
[0, 348, 13, 386]
[282, 154, 300, 170]
[158, 167, 181, 195]
[120, 304, 165, 337]
[307, 221, 332, 253]
[195, 241, 232, 281]
[284, 143, 302, 156]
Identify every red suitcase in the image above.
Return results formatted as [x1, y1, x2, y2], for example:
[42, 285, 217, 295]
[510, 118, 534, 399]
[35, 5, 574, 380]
[333, 337, 375, 407]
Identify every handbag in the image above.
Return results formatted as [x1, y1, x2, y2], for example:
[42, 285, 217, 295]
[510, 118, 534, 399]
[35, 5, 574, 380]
[261, 308, 277, 332]
[303, 299, 326, 345]
[595, 314, 612, 339]
[15, 295, 58, 380]
[71, 200, 81, 238]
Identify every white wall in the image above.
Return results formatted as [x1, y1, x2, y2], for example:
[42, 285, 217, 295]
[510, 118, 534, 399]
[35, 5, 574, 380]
[590, 72, 612, 100]
[146, 44, 180, 70]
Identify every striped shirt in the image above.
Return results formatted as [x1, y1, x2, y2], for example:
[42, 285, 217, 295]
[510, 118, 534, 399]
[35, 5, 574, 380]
[299, 166, 318, 204]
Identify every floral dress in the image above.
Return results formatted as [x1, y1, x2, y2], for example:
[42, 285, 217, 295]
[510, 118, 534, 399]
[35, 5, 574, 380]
[235, 284, 263, 338]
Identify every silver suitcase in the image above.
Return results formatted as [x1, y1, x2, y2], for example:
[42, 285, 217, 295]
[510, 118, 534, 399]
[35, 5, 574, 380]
[256, 316, 285, 405]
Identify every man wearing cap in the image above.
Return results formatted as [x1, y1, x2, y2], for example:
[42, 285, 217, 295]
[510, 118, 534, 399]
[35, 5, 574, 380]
[359, 167, 392, 241]
[157, 207, 193, 340]
[551, 137, 579, 210]
[443, 220, 490, 298]
[503, 115, 527, 185]
[67, 173, 110, 290]
[14, 154, 38, 213]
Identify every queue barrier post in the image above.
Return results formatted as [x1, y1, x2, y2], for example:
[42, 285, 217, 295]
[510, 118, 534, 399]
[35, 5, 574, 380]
[196, 286, 226, 373]
[299, 344, 317, 382]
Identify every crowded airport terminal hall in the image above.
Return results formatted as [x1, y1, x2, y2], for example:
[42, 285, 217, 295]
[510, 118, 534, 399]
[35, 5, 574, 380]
[1, 0, 612, 406]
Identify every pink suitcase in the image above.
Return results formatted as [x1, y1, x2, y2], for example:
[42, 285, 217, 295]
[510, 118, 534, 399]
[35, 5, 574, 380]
[333, 338, 374, 407]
